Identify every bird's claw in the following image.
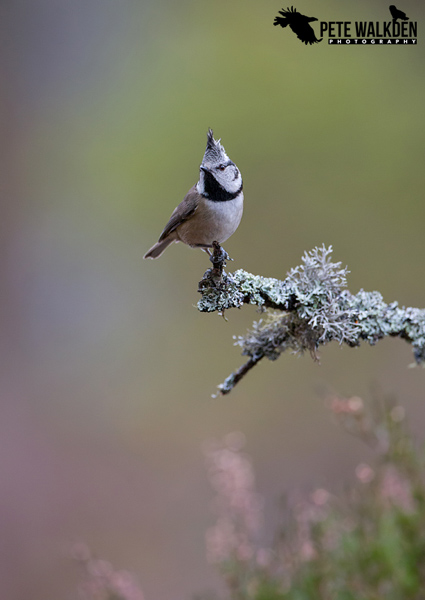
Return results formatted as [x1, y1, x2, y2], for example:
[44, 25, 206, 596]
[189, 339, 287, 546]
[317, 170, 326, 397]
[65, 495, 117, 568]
[198, 241, 232, 291]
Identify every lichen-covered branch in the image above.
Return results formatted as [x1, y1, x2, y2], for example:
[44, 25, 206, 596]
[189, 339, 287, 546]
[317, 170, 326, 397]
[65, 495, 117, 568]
[197, 246, 425, 395]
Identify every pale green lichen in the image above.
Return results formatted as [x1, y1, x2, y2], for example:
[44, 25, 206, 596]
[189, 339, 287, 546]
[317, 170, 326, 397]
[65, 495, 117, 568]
[198, 269, 294, 312]
[197, 246, 425, 395]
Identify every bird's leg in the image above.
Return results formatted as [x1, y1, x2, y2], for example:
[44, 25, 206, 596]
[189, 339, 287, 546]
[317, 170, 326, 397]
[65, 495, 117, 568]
[209, 241, 229, 279]
[198, 241, 232, 291]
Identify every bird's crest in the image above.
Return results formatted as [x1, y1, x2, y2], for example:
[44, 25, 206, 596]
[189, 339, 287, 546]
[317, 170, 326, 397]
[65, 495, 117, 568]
[202, 128, 229, 167]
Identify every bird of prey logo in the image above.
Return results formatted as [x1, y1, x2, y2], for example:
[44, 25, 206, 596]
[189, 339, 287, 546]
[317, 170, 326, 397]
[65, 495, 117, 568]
[389, 5, 409, 21]
[273, 6, 322, 45]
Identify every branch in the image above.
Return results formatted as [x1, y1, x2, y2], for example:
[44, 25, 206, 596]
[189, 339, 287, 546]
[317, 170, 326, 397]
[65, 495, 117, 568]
[197, 246, 425, 395]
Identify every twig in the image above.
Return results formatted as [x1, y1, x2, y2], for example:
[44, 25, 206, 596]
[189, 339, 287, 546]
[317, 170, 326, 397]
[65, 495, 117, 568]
[214, 356, 264, 397]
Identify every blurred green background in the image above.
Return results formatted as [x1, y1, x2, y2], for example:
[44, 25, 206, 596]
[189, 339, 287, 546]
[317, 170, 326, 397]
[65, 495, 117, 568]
[1, 0, 424, 598]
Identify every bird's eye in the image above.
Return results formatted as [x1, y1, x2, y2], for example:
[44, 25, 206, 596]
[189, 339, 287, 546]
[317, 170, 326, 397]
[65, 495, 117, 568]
[217, 164, 226, 171]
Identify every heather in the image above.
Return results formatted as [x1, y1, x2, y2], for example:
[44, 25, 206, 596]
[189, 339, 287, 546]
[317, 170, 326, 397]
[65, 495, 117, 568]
[75, 393, 425, 599]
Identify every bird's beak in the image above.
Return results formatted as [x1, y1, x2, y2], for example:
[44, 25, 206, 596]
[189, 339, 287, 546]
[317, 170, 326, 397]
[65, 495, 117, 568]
[200, 166, 209, 173]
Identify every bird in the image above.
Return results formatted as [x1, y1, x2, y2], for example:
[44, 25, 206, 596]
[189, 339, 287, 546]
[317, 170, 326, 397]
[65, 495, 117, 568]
[144, 129, 243, 259]
[273, 6, 322, 45]
[389, 5, 409, 21]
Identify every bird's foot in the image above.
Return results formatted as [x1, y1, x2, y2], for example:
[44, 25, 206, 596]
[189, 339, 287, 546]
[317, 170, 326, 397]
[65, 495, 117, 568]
[198, 241, 232, 291]
[209, 241, 231, 268]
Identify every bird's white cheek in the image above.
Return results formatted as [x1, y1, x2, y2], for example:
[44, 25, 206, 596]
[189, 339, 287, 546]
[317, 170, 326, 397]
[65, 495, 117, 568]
[216, 171, 241, 193]
[196, 175, 205, 195]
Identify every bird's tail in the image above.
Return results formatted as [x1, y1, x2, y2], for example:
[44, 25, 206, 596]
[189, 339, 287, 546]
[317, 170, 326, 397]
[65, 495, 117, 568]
[274, 16, 288, 27]
[144, 237, 176, 259]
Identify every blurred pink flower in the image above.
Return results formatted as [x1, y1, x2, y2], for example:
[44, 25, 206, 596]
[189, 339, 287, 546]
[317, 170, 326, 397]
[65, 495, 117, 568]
[355, 463, 375, 484]
[72, 543, 144, 600]
[328, 395, 364, 415]
[379, 465, 414, 513]
[204, 433, 264, 566]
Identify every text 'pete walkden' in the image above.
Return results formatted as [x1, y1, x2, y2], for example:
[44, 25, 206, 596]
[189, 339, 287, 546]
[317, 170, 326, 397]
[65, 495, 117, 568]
[320, 20, 417, 44]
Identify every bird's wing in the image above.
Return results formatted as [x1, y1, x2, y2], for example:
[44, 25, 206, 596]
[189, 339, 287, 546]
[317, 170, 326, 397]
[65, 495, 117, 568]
[274, 16, 288, 27]
[290, 22, 322, 44]
[158, 185, 200, 242]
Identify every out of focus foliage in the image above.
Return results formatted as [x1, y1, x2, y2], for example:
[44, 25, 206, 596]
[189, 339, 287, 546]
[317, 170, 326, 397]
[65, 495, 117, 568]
[73, 544, 145, 600]
[203, 395, 425, 600]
